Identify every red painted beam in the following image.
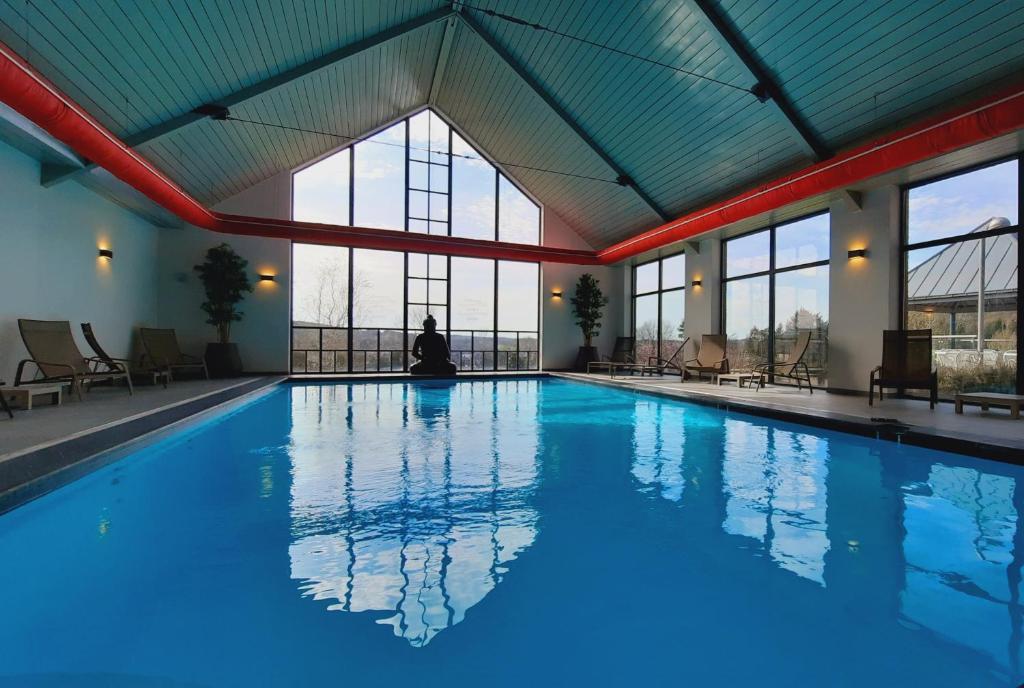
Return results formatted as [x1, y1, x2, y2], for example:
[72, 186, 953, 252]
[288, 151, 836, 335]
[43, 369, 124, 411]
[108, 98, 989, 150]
[1, 39, 1022, 267]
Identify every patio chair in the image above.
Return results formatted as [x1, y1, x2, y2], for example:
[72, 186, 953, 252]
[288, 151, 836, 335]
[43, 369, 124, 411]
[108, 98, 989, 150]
[869, 329, 938, 409]
[752, 331, 814, 393]
[15, 319, 132, 400]
[0, 381, 13, 419]
[139, 328, 209, 381]
[612, 337, 691, 377]
[586, 337, 636, 374]
[82, 323, 167, 388]
[684, 335, 730, 382]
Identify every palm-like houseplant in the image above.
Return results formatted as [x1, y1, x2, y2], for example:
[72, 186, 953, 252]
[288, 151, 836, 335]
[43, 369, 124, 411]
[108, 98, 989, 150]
[570, 273, 609, 370]
[194, 243, 253, 376]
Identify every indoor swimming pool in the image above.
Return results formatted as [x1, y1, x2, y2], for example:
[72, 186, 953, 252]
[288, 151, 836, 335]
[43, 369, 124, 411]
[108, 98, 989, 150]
[0, 378, 1018, 686]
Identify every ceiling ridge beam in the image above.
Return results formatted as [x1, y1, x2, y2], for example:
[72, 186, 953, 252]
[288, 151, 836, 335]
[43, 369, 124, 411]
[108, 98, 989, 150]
[42, 6, 455, 187]
[457, 11, 671, 223]
[429, 15, 458, 105]
[687, 0, 829, 162]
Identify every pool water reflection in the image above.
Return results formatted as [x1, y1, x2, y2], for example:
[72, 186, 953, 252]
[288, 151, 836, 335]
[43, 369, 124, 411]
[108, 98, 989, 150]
[0, 378, 1020, 686]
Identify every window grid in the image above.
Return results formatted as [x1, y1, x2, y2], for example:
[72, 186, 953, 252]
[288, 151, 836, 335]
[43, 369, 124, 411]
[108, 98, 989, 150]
[631, 253, 686, 366]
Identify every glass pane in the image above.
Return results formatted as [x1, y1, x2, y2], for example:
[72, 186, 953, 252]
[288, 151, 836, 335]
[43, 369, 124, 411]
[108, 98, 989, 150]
[498, 175, 540, 245]
[660, 290, 685, 360]
[408, 253, 427, 278]
[429, 221, 448, 236]
[293, 149, 350, 224]
[430, 163, 449, 194]
[726, 230, 770, 277]
[634, 293, 659, 363]
[409, 190, 428, 219]
[725, 276, 770, 371]
[429, 193, 448, 221]
[408, 278, 427, 303]
[429, 254, 447, 278]
[908, 160, 1018, 245]
[354, 121, 405, 230]
[352, 249, 404, 328]
[451, 132, 496, 240]
[776, 213, 829, 269]
[635, 262, 658, 294]
[498, 261, 539, 331]
[661, 254, 685, 290]
[774, 266, 830, 385]
[292, 244, 349, 327]
[409, 219, 428, 234]
[408, 111, 429, 162]
[409, 161, 428, 190]
[428, 279, 447, 305]
[450, 257, 495, 329]
[906, 237, 1017, 395]
[429, 111, 449, 154]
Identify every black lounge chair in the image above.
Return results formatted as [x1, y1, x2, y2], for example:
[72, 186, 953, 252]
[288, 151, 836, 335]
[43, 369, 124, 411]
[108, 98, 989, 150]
[586, 336, 636, 374]
[611, 337, 691, 377]
[139, 328, 209, 382]
[0, 381, 13, 419]
[753, 330, 814, 393]
[869, 329, 938, 409]
[82, 323, 167, 388]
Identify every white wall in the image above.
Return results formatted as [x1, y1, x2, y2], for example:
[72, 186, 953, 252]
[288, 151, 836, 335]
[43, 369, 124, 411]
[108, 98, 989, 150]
[156, 172, 292, 373]
[541, 211, 623, 369]
[0, 140, 160, 383]
[827, 186, 901, 391]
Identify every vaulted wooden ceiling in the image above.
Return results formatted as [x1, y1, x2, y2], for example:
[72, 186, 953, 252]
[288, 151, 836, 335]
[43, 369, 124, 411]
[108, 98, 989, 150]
[1, 0, 1021, 249]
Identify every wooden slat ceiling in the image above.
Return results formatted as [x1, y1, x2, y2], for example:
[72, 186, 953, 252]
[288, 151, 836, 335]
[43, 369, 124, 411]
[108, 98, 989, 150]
[0, 0, 1021, 249]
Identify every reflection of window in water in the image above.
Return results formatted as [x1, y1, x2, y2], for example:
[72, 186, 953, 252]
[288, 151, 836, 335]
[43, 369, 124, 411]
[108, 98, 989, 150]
[287, 382, 539, 647]
[902, 465, 1020, 672]
[722, 420, 830, 585]
[632, 402, 686, 502]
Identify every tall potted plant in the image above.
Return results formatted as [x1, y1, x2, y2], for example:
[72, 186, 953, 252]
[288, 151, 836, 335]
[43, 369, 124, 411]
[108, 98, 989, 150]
[570, 273, 609, 371]
[194, 243, 253, 377]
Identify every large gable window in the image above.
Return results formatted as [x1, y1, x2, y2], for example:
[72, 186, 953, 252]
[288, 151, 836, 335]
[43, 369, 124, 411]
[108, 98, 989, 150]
[290, 108, 542, 373]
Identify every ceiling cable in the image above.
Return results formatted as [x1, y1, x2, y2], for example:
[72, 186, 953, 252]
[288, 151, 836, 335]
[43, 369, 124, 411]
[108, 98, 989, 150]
[221, 114, 624, 185]
[452, 1, 757, 97]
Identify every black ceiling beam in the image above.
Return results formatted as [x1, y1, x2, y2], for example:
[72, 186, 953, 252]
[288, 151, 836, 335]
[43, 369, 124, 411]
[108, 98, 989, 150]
[687, 0, 829, 162]
[42, 6, 455, 187]
[458, 11, 671, 223]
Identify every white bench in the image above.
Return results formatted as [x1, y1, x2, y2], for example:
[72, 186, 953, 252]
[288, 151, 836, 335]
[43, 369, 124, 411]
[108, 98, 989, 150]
[955, 392, 1024, 420]
[2, 383, 63, 410]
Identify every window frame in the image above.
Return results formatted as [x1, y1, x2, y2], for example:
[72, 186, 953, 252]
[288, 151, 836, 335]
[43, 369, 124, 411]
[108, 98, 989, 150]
[720, 211, 831, 386]
[899, 153, 1023, 395]
[630, 251, 687, 362]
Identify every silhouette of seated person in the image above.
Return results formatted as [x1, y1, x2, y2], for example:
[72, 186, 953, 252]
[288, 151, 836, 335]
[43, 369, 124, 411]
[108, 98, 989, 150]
[410, 315, 457, 375]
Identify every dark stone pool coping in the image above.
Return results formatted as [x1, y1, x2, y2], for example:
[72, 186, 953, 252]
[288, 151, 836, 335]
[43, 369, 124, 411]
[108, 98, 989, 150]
[553, 373, 1024, 465]
[0, 377, 283, 514]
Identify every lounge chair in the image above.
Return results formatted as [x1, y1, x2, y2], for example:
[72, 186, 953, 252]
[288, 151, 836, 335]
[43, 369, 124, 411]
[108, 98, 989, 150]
[753, 330, 814, 393]
[139, 328, 209, 381]
[0, 381, 13, 419]
[869, 329, 938, 409]
[684, 334, 730, 382]
[586, 336, 636, 374]
[15, 319, 132, 400]
[611, 337, 691, 377]
[82, 323, 167, 388]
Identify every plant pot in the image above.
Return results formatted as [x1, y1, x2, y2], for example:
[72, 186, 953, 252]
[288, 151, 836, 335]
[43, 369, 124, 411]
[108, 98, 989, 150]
[205, 342, 243, 378]
[574, 346, 599, 372]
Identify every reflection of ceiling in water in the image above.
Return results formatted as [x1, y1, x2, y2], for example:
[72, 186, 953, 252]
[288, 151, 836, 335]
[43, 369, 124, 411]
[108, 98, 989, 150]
[287, 382, 539, 647]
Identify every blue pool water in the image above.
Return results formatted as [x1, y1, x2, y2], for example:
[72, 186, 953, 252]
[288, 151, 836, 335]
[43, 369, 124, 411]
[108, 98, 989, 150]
[0, 378, 1020, 686]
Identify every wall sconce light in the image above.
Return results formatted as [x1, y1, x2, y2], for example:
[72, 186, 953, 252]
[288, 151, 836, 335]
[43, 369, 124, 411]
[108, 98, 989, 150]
[258, 273, 276, 283]
[691, 279, 702, 287]
[847, 248, 868, 260]
[551, 289, 563, 299]
[97, 248, 113, 260]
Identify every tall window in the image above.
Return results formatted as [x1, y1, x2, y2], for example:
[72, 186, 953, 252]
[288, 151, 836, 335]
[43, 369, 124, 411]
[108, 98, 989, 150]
[722, 213, 830, 385]
[632, 253, 686, 364]
[290, 108, 542, 373]
[903, 158, 1020, 396]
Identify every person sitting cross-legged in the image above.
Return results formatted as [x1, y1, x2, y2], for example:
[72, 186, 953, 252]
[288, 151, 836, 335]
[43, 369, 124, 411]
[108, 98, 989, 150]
[410, 315, 457, 376]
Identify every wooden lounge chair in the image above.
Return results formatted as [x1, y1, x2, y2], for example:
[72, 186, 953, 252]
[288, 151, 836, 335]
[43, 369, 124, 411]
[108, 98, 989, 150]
[15, 319, 132, 400]
[869, 329, 938, 409]
[139, 328, 209, 381]
[82, 323, 167, 388]
[611, 337, 691, 377]
[753, 330, 814, 393]
[684, 334, 730, 382]
[0, 381, 13, 419]
[586, 336, 636, 374]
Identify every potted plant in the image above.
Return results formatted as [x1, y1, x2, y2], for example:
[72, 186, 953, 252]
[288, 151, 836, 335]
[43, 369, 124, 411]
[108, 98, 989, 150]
[194, 243, 253, 377]
[570, 273, 609, 371]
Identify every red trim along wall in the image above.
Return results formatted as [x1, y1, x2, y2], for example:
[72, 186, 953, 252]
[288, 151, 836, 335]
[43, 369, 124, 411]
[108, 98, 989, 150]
[1, 40, 1022, 266]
